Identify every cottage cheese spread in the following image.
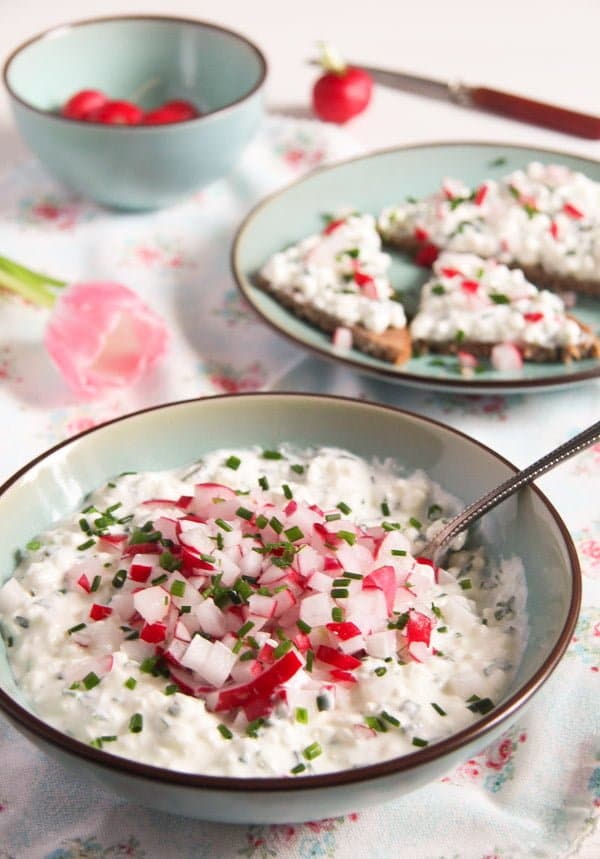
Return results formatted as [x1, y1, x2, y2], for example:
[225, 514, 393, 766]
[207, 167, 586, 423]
[0, 446, 526, 777]
[260, 214, 407, 334]
[411, 252, 588, 348]
[379, 162, 600, 282]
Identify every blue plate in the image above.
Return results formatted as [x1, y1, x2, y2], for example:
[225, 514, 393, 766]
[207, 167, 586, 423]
[232, 141, 600, 394]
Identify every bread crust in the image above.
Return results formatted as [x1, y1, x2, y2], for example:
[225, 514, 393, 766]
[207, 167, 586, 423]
[256, 274, 412, 365]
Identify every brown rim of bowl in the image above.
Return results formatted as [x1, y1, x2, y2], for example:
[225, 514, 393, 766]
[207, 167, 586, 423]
[2, 14, 267, 130]
[230, 139, 600, 392]
[0, 392, 582, 792]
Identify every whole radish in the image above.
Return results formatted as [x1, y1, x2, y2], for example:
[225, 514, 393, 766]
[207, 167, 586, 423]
[312, 43, 373, 124]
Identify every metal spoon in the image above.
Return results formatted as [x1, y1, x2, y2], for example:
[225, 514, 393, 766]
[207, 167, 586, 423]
[421, 419, 600, 565]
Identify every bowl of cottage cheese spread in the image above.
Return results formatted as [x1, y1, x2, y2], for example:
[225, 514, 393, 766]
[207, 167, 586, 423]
[0, 394, 580, 823]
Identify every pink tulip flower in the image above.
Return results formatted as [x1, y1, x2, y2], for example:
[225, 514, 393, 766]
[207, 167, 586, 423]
[0, 256, 168, 397]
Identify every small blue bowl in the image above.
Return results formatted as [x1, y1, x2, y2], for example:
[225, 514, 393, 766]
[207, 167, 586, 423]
[3, 16, 267, 210]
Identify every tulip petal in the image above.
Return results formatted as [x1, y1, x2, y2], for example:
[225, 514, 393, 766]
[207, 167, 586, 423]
[45, 282, 168, 397]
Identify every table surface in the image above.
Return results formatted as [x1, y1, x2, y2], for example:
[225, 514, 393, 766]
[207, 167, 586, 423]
[0, 2, 599, 857]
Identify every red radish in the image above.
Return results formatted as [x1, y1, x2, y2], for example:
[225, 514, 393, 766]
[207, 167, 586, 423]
[364, 629, 397, 659]
[89, 603, 112, 621]
[140, 622, 168, 643]
[414, 227, 429, 243]
[491, 342, 523, 371]
[329, 668, 358, 683]
[461, 279, 480, 294]
[549, 221, 560, 240]
[142, 99, 199, 124]
[474, 184, 488, 206]
[77, 573, 91, 593]
[91, 100, 144, 124]
[563, 202, 584, 219]
[406, 611, 433, 646]
[458, 350, 478, 373]
[323, 218, 346, 235]
[316, 644, 362, 671]
[191, 483, 239, 520]
[311, 44, 372, 124]
[332, 326, 353, 351]
[363, 565, 396, 615]
[326, 621, 362, 641]
[61, 89, 108, 120]
[408, 641, 433, 663]
[133, 585, 170, 623]
[524, 312, 544, 323]
[440, 267, 462, 279]
[212, 650, 303, 712]
[129, 557, 155, 583]
[415, 243, 439, 267]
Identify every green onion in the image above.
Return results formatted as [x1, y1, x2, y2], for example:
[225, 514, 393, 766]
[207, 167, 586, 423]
[337, 530, 356, 545]
[437, 625, 448, 633]
[316, 694, 330, 711]
[431, 284, 446, 295]
[374, 666, 387, 677]
[431, 603, 442, 619]
[467, 697, 494, 715]
[333, 578, 350, 587]
[331, 607, 343, 622]
[297, 619, 312, 634]
[290, 464, 305, 474]
[218, 723, 233, 739]
[67, 622, 86, 635]
[391, 549, 407, 556]
[262, 449, 283, 460]
[236, 506, 253, 521]
[151, 573, 168, 586]
[284, 525, 303, 542]
[169, 579, 185, 598]
[291, 762, 306, 774]
[82, 672, 101, 690]
[295, 707, 309, 724]
[79, 519, 91, 533]
[412, 737, 428, 747]
[331, 588, 349, 599]
[337, 502, 351, 515]
[215, 518, 233, 532]
[164, 684, 178, 696]
[305, 650, 314, 672]
[431, 702, 447, 716]
[246, 718, 265, 738]
[343, 571, 363, 580]
[303, 742, 322, 761]
[237, 620, 255, 638]
[269, 516, 283, 534]
[225, 455, 241, 470]
[159, 551, 182, 572]
[124, 677, 137, 690]
[459, 579, 472, 590]
[282, 484, 293, 500]
[325, 513, 341, 522]
[381, 711, 400, 727]
[129, 713, 143, 733]
[258, 476, 269, 491]
[408, 517, 422, 530]
[273, 640, 292, 659]
[255, 514, 268, 529]
[364, 715, 388, 733]
[490, 293, 510, 304]
[381, 501, 390, 516]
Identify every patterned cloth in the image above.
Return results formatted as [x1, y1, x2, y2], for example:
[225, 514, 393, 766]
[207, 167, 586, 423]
[0, 117, 598, 859]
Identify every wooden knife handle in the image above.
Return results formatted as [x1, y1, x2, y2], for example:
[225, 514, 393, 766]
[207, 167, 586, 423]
[468, 86, 600, 140]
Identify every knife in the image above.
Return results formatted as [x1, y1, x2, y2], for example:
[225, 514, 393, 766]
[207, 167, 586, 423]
[311, 61, 600, 140]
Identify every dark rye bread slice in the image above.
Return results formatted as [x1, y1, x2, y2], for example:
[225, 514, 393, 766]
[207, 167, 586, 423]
[412, 316, 600, 364]
[257, 274, 412, 365]
[380, 233, 600, 299]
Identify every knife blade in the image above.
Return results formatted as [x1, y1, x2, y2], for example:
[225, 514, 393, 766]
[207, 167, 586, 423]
[310, 60, 600, 139]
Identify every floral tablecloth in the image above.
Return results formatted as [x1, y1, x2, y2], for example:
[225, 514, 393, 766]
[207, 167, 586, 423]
[0, 116, 598, 859]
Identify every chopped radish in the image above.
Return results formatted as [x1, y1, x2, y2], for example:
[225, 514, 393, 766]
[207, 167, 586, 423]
[191, 483, 239, 520]
[363, 565, 396, 614]
[406, 611, 433, 646]
[332, 326, 353, 351]
[212, 650, 303, 712]
[89, 603, 112, 621]
[408, 641, 433, 663]
[129, 555, 155, 583]
[180, 634, 213, 673]
[300, 592, 333, 627]
[491, 342, 523, 371]
[140, 621, 168, 643]
[247, 593, 276, 618]
[316, 644, 361, 671]
[326, 620, 362, 641]
[0, 577, 28, 613]
[133, 585, 170, 624]
[194, 597, 228, 637]
[364, 629, 396, 659]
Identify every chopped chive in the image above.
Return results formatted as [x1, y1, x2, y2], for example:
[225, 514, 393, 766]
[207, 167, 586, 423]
[428, 504, 443, 519]
[159, 551, 182, 572]
[112, 570, 127, 588]
[239, 649, 257, 661]
[331, 588, 349, 599]
[273, 639, 292, 659]
[437, 625, 448, 633]
[215, 518, 233, 532]
[381, 710, 400, 727]
[246, 718, 265, 738]
[382, 521, 401, 531]
[81, 505, 97, 514]
[236, 506, 253, 521]
[343, 571, 363, 580]
[124, 677, 137, 690]
[297, 619, 312, 634]
[255, 514, 269, 529]
[237, 620, 255, 638]
[170, 580, 186, 597]
[67, 622, 87, 635]
[82, 671, 101, 690]
[391, 549, 407, 556]
[365, 715, 388, 732]
[77, 538, 95, 551]
[303, 741, 322, 761]
[337, 530, 356, 546]
[269, 516, 283, 535]
[79, 519, 92, 533]
[333, 578, 350, 587]
[337, 502, 351, 515]
[431, 284, 446, 296]
[262, 449, 283, 460]
[69, 681, 81, 690]
[129, 713, 143, 733]
[467, 697, 494, 715]
[291, 762, 306, 774]
[325, 513, 342, 522]
[284, 525, 303, 542]
[225, 455, 241, 470]
[295, 707, 309, 724]
[381, 501, 390, 516]
[374, 666, 387, 677]
[164, 684, 178, 696]
[431, 702, 447, 716]
[290, 464, 305, 475]
[431, 603, 443, 619]
[257, 475, 270, 491]
[180, 605, 191, 614]
[316, 694, 330, 711]
[218, 723, 233, 739]
[408, 517, 422, 530]
[412, 737, 429, 747]
[459, 579, 472, 590]
[91, 576, 102, 594]
[490, 293, 510, 304]
[282, 484, 293, 500]
[151, 573, 168, 586]
[305, 649, 314, 672]
[331, 607, 343, 622]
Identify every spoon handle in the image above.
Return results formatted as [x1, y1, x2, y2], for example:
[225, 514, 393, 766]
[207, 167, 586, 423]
[424, 419, 600, 565]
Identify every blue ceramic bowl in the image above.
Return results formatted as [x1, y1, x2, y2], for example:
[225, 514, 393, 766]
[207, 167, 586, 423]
[0, 394, 580, 823]
[3, 16, 267, 209]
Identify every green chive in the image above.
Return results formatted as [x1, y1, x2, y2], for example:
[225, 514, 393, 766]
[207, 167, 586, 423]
[269, 516, 283, 534]
[306, 650, 314, 672]
[246, 718, 265, 738]
[303, 742, 322, 761]
[297, 619, 312, 634]
[381, 501, 391, 516]
[291, 762, 306, 774]
[215, 518, 233, 532]
[151, 573, 168, 586]
[331, 607, 343, 622]
[170, 580, 186, 597]
[129, 713, 143, 733]
[273, 640, 292, 659]
[337, 502, 351, 515]
[290, 464, 305, 475]
[262, 449, 283, 460]
[431, 702, 447, 716]
[381, 711, 400, 727]
[159, 551, 182, 572]
[333, 578, 350, 587]
[77, 538, 95, 551]
[431, 284, 445, 295]
[364, 715, 387, 732]
[284, 525, 303, 542]
[236, 506, 253, 521]
[412, 737, 429, 747]
[82, 671, 101, 690]
[255, 514, 268, 529]
[282, 484, 293, 500]
[225, 455, 241, 470]
[490, 293, 510, 304]
[374, 666, 387, 677]
[237, 620, 255, 638]
[408, 517, 422, 530]
[295, 707, 309, 724]
[337, 530, 356, 545]
[467, 697, 494, 715]
[343, 571, 363, 580]
[124, 677, 137, 690]
[258, 475, 269, 491]
[428, 504, 442, 519]
[67, 622, 86, 635]
[391, 549, 407, 556]
[316, 694, 330, 711]
[164, 684, 178, 696]
[459, 579, 472, 590]
[325, 513, 341, 522]
[218, 723, 233, 739]
[437, 625, 448, 633]
[431, 603, 442, 619]
[331, 588, 349, 599]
